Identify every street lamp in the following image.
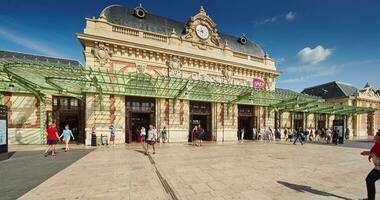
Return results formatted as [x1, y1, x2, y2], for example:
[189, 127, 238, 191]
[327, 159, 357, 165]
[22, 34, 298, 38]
[7, 82, 14, 92]
[89, 83, 96, 92]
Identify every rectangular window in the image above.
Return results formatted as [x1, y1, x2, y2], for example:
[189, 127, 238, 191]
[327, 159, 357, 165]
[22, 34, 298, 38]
[70, 99, 78, 107]
[142, 102, 149, 111]
[60, 98, 69, 108]
[53, 98, 58, 106]
[132, 102, 139, 111]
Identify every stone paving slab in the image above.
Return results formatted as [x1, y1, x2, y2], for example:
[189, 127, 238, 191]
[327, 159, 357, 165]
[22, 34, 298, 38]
[152, 141, 378, 200]
[19, 145, 170, 200]
[0, 145, 93, 200]
[16, 141, 380, 200]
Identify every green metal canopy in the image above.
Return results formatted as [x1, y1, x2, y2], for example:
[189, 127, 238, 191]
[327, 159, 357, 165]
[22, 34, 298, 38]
[0, 57, 376, 116]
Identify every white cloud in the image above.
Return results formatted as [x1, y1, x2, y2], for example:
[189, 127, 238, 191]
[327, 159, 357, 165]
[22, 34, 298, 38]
[276, 57, 286, 63]
[0, 25, 64, 58]
[286, 11, 296, 21]
[297, 45, 332, 65]
[281, 65, 342, 83]
[262, 17, 277, 24]
[256, 11, 296, 25]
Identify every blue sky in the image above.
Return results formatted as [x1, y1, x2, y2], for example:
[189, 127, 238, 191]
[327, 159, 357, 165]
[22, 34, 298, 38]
[1, 0, 379, 92]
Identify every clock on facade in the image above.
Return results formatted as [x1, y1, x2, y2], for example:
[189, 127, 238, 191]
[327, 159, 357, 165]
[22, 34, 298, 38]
[195, 24, 209, 39]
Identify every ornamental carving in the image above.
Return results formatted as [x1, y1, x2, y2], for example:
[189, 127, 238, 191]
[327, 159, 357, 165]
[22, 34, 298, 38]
[222, 65, 234, 82]
[93, 43, 112, 66]
[182, 6, 221, 50]
[265, 76, 275, 91]
[166, 56, 182, 78]
[136, 63, 146, 74]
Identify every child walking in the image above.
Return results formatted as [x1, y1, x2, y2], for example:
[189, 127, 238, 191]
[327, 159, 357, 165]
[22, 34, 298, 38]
[60, 124, 75, 152]
[44, 123, 60, 157]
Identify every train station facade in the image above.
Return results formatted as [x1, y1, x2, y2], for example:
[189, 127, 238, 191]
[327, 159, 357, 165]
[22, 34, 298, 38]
[0, 5, 375, 145]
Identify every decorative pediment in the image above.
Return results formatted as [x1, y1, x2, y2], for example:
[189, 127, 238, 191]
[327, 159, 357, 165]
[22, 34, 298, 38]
[358, 84, 380, 101]
[182, 6, 221, 50]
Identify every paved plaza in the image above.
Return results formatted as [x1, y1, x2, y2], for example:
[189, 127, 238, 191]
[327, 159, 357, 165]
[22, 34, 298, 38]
[2, 141, 379, 200]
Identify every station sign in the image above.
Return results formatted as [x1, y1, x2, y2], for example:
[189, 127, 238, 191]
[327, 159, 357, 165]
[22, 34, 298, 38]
[253, 78, 265, 89]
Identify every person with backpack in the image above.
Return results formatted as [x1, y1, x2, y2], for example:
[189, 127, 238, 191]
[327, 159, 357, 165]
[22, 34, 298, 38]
[360, 130, 380, 200]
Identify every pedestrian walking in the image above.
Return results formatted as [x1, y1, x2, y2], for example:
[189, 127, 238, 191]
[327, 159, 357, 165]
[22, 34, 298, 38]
[360, 130, 380, 200]
[315, 129, 321, 141]
[252, 128, 257, 140]
[332, 127, 339, 145]
[326, 128, 332, 144]
[293, 127, 304, 145]
[196, 124, 205, 146]
[145, 124, 157, 155]
[345, 128, 350, 140]
[266, 127, 273, 142]
[60, 124, 74, 152]
[140, 126, 146, 143]
[161, 126, 168, 143]
[90, 127, 97, 146]
[109, 124, 116, 146]
[284, 129, 288, 141]
[240, 128, 245, 143]
[191, 125, 198, 145]
[44, 123, 61, 156]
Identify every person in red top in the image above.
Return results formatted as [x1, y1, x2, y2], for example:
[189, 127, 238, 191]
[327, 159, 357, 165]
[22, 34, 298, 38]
[361, 130, 380, 200]
[44, 123, 60, 157]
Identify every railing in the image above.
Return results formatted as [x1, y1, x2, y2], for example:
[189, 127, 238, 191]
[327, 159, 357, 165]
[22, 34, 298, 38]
[112, 25, 139, 37]
[111, 25, 268, 63]
[250, 56, 264, 63]
[143, 32, 168, 43]
[233, 52, 248, 59]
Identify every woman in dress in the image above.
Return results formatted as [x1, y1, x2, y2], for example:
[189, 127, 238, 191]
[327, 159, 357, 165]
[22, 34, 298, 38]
[60, 124, 75, 152]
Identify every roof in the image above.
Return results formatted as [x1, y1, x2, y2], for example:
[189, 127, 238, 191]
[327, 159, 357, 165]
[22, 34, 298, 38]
[275, 88, 300, 95]
[302, 81, 358, 99]
[0, 50, 82, 66]
[100, 5, 265, 57]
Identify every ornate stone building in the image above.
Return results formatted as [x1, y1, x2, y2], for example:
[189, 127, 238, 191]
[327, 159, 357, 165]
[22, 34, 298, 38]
[0, 5, 374, 145]
[76, 5, 279, 144]
[302, 81, 380, 137]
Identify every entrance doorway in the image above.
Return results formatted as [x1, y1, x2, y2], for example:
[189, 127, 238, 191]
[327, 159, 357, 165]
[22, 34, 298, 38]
[130, 113, 153, 142]
[317, 114, 326, 130]
[238, 105, 256, 140]
[125, 96, 155, 143]
[52, 96, 84, 143]
[293, 112, 304, 130]
[59, 112, 80, 140]
[189, 101, 212, 141]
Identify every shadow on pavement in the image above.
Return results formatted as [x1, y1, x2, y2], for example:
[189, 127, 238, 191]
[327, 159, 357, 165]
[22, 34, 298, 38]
[0, 149, 93, 200]
[277, 181, 352, 200]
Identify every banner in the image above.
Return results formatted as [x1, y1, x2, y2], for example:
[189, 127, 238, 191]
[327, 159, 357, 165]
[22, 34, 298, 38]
[253, 78, 265, 89]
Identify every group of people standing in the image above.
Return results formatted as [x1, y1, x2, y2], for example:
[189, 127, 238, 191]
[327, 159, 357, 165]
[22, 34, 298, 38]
[191, 124, 205, 146]
[134, 126, 168, 144]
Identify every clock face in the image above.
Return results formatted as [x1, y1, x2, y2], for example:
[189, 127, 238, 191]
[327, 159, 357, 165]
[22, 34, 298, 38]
[196, 24, 209, 39]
